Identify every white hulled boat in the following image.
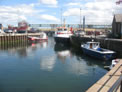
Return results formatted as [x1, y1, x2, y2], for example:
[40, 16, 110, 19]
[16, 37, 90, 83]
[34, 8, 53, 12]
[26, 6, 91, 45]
[28, 32, 48, 42]
[54, 27, 73, 44]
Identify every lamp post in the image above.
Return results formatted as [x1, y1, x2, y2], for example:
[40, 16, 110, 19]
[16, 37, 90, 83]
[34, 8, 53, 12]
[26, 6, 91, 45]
[83, 16, 85, 32]
[80, 8, 82, 31]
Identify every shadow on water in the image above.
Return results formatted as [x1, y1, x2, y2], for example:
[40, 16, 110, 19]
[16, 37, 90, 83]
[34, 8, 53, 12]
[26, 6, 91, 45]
[54, 43, 71, 52]
[0, 41, 48, 58]
[54, 42, 108, 92]
[54, 43, 110, 70]
[71, 47, 111, 67]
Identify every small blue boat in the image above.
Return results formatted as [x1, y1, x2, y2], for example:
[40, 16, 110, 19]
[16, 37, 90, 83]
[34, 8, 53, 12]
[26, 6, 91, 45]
[81, 41, 116, 61]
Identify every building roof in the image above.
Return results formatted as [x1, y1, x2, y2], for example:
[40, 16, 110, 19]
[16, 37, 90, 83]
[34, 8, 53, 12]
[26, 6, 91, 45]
[115, 14, 122, 22]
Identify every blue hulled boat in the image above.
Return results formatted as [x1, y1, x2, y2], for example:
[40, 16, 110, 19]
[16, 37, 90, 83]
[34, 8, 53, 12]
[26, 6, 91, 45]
[81, 42, 116, 61]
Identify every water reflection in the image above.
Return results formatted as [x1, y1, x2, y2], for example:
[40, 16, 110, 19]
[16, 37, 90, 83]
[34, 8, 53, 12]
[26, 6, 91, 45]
[40, 40, 56, 71]
[54, 43, 72, 63]
[40, 55, 56, 71]
[68, 60, 89, 75]
[54, 43, 108, 75]
[70, 47, 111, 67]
[0, 41, 48, 58]
[0, 37, 108, 92]
[40, 41, 48, 49]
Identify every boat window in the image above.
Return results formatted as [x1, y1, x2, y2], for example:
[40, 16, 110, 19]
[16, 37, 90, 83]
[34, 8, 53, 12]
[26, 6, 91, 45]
[90, 43, 92, 49]
[64, 29, 67, 31]
[58, 29, 62, 31]
[96, 43, 98, 46]
[40, 34, 43, 38]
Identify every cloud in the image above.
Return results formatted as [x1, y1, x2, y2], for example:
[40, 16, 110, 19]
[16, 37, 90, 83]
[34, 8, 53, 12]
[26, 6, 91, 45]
[1, 0, 122, 25]
[39, 0, 58, 6]
[40, 14, 60, 22]
[85, 1, 114, 10]
[63, 8, 80, 16]
[63, 0, 122, 24]
[95, 0, 116, 2]
[0, 4, 43, 26]
[66, 2, 81, 6]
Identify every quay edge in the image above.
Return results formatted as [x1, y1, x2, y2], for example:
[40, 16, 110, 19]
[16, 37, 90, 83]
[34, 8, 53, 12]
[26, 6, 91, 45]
[86, 59, 122, 92]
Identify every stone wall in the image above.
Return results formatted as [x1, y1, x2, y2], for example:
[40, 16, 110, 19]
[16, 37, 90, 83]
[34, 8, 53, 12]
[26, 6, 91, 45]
[70, 36, 122, 57]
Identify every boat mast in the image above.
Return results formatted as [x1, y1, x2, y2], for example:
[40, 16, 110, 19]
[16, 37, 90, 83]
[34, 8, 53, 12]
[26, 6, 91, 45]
[61, 8, 63, 27]
[63, 18, 65, 27]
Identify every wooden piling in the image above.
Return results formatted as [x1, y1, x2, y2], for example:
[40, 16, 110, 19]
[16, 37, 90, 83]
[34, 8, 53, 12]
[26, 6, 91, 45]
[0, 33, 40, 48]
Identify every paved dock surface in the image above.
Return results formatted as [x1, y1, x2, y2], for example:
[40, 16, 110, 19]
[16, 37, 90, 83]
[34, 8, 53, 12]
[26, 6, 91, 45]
[86, 59, 122, 92]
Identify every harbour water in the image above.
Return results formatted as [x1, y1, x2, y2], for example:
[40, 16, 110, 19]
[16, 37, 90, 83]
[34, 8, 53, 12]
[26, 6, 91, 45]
[0, 37, 108, 92]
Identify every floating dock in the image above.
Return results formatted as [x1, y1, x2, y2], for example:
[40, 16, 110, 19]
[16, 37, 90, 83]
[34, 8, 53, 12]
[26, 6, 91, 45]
[86, 59, 122, 92]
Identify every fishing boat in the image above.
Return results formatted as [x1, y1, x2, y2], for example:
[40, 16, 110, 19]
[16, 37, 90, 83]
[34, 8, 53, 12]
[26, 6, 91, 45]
[81, 41, 116, 60]
[28, 32, 48, 42]
[54, 27, 73, 44]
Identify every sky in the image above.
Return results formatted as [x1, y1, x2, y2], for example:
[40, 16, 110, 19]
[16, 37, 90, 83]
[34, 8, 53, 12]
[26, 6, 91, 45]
[0, 0, 122, 26]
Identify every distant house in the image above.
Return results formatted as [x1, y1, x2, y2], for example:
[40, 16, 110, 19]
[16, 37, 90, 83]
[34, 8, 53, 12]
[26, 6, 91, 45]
[112, 14, 122, 38]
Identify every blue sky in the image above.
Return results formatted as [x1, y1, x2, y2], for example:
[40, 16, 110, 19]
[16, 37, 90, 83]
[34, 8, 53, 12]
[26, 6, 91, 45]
[0, 0, 122, 26]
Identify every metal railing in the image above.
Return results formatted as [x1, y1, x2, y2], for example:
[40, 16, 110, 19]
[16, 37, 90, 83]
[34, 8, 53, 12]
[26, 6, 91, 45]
[108, 75, 122, 92]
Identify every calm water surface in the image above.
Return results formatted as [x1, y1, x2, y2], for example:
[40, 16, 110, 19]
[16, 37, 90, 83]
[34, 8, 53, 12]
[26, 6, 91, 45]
[0, 37, 108, 92]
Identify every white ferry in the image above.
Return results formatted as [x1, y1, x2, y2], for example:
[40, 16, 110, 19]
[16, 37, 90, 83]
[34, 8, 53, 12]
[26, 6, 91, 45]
[54, 27, 73, 44]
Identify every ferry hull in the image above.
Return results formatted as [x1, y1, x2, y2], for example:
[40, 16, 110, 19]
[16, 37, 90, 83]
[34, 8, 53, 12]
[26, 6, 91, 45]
[17, 30, 26, 33]
[82, 48, 116, 61]
[54, 37, 70, 44]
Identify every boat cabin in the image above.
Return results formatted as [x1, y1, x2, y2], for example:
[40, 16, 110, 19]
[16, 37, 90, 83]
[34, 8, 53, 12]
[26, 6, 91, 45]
[57, 27, 68, 31]
[85, 42, 100, 49]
